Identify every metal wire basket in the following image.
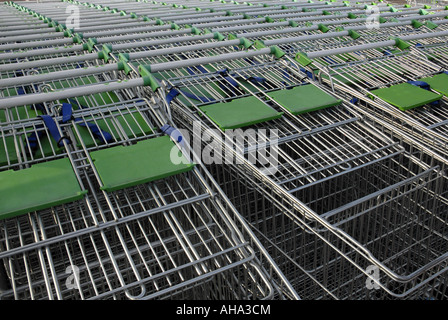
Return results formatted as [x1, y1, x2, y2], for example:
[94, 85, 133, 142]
[0, 86, 295, 299]
[3, 0, 448, 301]
[294, 31, 448, 158]
[153, 49, 448, 299]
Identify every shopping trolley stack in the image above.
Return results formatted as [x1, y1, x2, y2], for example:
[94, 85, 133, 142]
[293, 24, 448, 158]
[1, 0, 448, 301]
[0, 1, 299, 300]
[97, 2, 448, 299]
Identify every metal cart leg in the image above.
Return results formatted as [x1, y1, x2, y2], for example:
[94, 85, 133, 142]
[0, 263, 10, 294]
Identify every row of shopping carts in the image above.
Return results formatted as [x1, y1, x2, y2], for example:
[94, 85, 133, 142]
[0, 0, 303, 300]
[1, 0, 448, 300]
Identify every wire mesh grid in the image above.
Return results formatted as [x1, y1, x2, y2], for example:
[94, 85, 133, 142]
[414, 41, 448, 69]
[0, 81, 292, 299]
[149, 43, 448, 299]
[295, 35, 448, 157]
[0, 182, 276, 300]
[2, 0, 448, 301]
[312, 50, 441, 90]
[155, 55, 400, 161]
[204, 138, 448, 299]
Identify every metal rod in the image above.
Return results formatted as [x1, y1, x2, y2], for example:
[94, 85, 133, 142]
[0, 44, 85, 61]
[148, 47, 272, 72]
[0, 63, 118, 88]
[0, 53, 99, 73]
[0, 38, 75, 51]
[127, 38, 242, 60]
[304, 30, 448, 59]
[0, 78, 144, 109]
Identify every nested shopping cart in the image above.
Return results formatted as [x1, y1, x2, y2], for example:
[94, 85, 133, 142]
[0, 2, 102, 53]
[6, 0, 439, 66]
[78, 2, 448, 76]
[293, 29, 448, 158]
[0, 2, 122, 83]
[106, 38, 448, 299]
[0, 31, 386, 300]
[0, 45, 297, 300]
[96, 21, 432, 86]
[3, 0, 448, 301]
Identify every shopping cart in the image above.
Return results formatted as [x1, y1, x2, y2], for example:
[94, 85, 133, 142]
[81, 2, 448, 75]
[0, 4, 298, 297]
[293, 29, 448, 158]
[0, 2, 94, 53]
[0, 83, 299, 299]
[0, 19, 379, 299]
[6, 0, 442, 69]
[3, 0, 448, 301]
[107, 37, 448, 299]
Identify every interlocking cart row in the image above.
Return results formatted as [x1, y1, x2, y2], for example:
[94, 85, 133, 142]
[1, 0, 448, 300]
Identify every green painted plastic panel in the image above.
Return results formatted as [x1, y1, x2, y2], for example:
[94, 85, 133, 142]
[267, 84, 342, 115]
[90, 136, 195, 192]
[175, 86, 219, 108]
[419, 73, 448, 96]
[0, 158, 86, 220]
[199, 96, 283, 130]
[370, 83, 443, 111]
